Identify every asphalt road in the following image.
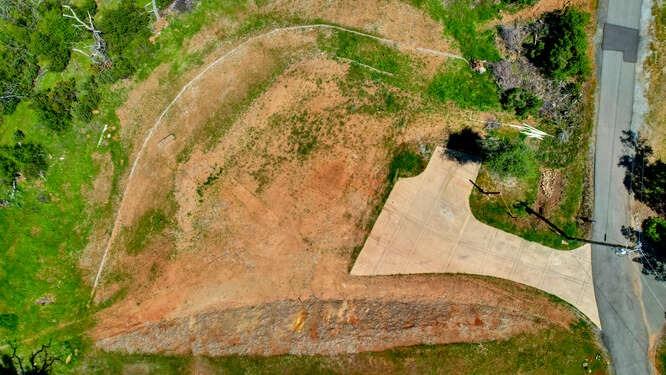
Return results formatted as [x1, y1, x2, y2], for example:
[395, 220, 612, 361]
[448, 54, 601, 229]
[592, 0, 665, 373]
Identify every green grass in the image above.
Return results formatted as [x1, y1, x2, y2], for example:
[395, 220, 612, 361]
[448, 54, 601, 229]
[76, 351, 190, 374]
[657, 332, 666, 375]
[407, 0, 503, 61]
[388, 148, 427, 181]
[466, 131, 585, 250]
[318, 30, 419, 91]
[76, 319, 606, 374]
[120, 209, 171, 255]
[428, 59, 500, 110]
[469, 164, 583, 250]
[0, 100, 96, 370]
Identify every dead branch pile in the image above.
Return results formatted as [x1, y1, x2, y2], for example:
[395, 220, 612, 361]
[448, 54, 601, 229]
[498, 26, 527, 53]
[491, 57, 581, 126]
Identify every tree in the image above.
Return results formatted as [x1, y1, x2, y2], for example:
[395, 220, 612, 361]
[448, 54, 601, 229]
[0, 141, 48, 201]
[481, 133, 536, 178]
[525, 8, 590, 80]
[61, 4, 109, 67]
[501, 87, 542, 118]
[644, 217, 666, 249]
[97, 0, 152, 80]
[33, 78, 77, 132]
[0, 342, 59, 375]
[0, 21, 39, 114]
[30, 6, 77, 72]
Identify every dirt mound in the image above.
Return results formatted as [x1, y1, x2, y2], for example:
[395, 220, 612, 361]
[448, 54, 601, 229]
[96, 295, 557, 356]
[535, 168, 564, 215]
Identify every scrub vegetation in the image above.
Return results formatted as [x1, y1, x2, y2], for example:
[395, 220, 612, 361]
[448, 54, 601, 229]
[0, 0, 263, 372]
[466, 6, 595, 249]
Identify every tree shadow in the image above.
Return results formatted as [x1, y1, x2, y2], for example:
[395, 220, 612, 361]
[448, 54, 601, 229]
[444, 127, 482, 164]
[621, 224, 666, 281]
[619, 130, 666, 216]
[516, 201, 626, 248]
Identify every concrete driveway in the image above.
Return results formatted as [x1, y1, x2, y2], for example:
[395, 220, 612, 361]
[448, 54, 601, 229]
[351, 147, 600, 326]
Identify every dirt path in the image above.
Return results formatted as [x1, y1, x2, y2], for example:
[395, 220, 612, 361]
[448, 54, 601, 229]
[89, 24, 465, 298]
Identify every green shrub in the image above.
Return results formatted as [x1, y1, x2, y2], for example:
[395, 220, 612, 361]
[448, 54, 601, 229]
[33, 78, 77, 131]
[10, 143, 48, 178]
[75, 77, 101, 121]
[30, 7, 78, 72]
[0, 313, 18, 331]
[482, 133, 536, 178]
[501, 87, 542, 118]
[644, 217, 666, 246]
[0, 154, 19, 189]
[98, 0, 152, 80]
[73, 0, 98, 15]
[428, 61, 500, 110]
[0, 141, 48, 200]
[0, 24, 39, 114]
[525, 8, 590, 80]
[388, 148, 426, 181]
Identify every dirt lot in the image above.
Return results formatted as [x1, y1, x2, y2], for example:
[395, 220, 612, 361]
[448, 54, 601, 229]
[89, 5, 583, 356]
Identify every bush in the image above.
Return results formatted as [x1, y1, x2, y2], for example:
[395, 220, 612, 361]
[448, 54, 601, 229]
[30, 7, 78, 72]
[501, 87, 542, 118]
[0, 154, 19, 188]
[33, 78, 77, 131]
[0, 313, 18, 331]
[482, 133, 536, 178]
[644, 217, 666, 248]
[75, 77, 101, 121]
[641, 217, 666, 264]
[0, 24, 39, 114]
[98, 0, 152, 80]
[525, 8, 590, 80]
[388, 148, 426, 181]
[0, 141, 48, 200]
[0, 142, 48, 179]
[11, 143, 48, 178]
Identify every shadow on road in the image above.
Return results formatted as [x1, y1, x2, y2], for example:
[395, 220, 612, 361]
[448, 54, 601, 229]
[617, 130, 666, 281]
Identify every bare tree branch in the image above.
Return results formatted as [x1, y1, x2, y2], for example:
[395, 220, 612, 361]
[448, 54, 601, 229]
[62, 5, 111, 67]
[146, 0, 160, 21]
